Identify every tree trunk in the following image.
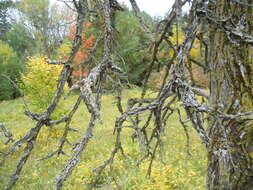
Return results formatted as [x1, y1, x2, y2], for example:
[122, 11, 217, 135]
[207, 1, 253, 189]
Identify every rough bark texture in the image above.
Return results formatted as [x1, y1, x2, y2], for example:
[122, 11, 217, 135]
[207, 1, 253, 189]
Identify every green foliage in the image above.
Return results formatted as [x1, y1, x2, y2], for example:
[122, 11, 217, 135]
[0, 0, 13, 38]
[4, 22, 35, 57]
[0, 40, 16, 61]
[0, 40, 23, 100]
[17, 0, 50, 25]
[115, 10, 152, 85]
[84, 8, 152, 86]
[17, 0, 50, 55]
[17, 0, 72, 57]
[55, 39, 72, 60]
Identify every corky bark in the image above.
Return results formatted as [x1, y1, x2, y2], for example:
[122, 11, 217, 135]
[206, 1, 253, 189]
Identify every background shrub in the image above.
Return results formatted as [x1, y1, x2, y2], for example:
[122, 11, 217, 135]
[0, 40, 23, 101]
[20, 55, 67, 118]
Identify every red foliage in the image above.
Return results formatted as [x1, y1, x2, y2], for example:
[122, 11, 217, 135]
[68, 25, 76, 39]
[67, 22, 95, 80]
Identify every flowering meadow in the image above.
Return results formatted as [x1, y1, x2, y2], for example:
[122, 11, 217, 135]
[0, 89, 206, 190]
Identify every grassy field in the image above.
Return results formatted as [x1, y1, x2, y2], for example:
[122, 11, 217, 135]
[0, 88, 207, 190]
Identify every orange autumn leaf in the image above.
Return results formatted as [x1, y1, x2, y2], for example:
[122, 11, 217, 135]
[84, 22, 92, 27]
[40, 171, 48, 176]
[67, 22, 94, 64]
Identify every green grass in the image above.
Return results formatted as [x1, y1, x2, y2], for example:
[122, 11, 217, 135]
[0, 88, 206, 190]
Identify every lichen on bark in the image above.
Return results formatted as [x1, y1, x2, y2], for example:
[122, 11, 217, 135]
[207, 0, 253, 189]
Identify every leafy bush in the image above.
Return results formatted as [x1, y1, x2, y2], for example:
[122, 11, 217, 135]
[20, 55, 67, 117]
[0, 40, 23, 100]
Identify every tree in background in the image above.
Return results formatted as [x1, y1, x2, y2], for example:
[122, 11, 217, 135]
[115, 9, 151, 85]
[4, 22, 35, 58]
[56, 22, 95, 85]
[0, 40, 23, 100]
[0, 0, 74, 101]
[84, 6, 153, 86]
[0, 0, 12, 39]
[0, 1, 33, 101]
[17, 0, 72, 57]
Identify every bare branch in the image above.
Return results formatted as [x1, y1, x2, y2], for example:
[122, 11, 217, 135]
[129, 0, 155, 41]
[0, 123, 13, 145]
